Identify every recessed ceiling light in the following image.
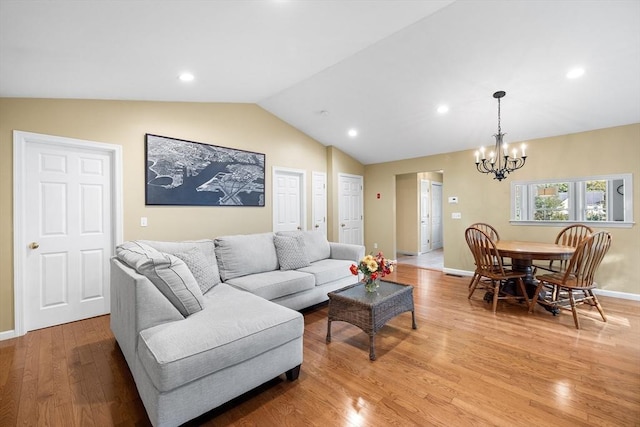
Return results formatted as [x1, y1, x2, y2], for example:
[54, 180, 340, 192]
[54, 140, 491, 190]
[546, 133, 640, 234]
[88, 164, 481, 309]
[179, 72, 195, 82]
[348, 129, 358, 138]
[437, 105, 449, 114]
[566, 67, 585, 79]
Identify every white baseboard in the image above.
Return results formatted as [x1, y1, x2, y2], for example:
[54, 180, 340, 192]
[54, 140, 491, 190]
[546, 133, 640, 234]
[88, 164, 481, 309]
[443, 267, 473, 277]
[594, 289, 640, 301]
[397, 251, 420, 256]
[442, 268, 639, 301]
[0, 329, 18, 341]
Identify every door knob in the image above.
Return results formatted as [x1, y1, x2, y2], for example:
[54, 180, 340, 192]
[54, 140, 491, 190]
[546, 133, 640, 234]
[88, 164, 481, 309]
[297, 226, 301, 230]
[29, 242, 40, 249]
[341, 223, 346, 227]
[314, 224, 319, 228]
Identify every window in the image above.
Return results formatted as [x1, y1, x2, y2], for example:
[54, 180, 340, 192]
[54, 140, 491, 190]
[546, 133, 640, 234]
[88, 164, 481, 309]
[511, 174, 633, 227]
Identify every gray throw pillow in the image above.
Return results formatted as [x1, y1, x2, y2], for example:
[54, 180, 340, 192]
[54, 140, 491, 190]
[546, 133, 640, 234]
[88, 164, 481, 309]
[174, 248, 219, 294]
[116, 241, 204, 317]
[274, 234, 311, 270]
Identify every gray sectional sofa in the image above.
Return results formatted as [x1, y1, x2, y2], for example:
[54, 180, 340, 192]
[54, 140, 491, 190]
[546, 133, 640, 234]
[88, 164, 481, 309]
[110, 231, 364, 427]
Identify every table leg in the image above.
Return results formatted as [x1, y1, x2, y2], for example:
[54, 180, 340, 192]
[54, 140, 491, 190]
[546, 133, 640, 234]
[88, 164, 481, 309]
[411, 311, 417, 329]
[326, 319, 332, 343]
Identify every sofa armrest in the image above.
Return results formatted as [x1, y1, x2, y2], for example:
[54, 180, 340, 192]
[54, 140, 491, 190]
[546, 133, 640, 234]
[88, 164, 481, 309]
[110, 258, 183, 370]
[329, 242, 365, 262]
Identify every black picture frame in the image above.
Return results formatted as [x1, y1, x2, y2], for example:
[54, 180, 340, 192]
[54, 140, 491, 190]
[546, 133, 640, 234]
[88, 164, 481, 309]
[145, 134, 265, 206]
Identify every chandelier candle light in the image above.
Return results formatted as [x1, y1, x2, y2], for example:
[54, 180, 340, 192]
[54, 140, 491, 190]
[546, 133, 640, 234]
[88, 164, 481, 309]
[475, 91, 527, 181]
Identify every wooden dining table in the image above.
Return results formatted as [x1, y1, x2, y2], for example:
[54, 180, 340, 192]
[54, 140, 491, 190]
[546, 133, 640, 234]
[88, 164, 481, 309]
[494, 240, 575, 296]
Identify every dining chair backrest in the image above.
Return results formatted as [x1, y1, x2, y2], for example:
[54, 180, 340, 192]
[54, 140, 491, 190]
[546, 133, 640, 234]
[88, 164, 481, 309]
[561, 231, 611, 288]
[555, 224, 593, 247]
[465, 227, 506, 275]
[551, 224, 593, 272]
[469, 223, 500, 241]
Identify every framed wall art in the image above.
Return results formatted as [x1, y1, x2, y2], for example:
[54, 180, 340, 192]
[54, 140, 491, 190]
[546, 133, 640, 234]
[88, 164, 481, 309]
[145, 134, 265, 206]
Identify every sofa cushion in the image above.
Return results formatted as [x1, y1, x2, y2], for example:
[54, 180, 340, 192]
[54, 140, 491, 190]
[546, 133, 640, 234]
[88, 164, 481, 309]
[224, 270, 315, 300]
[277, 231, 330, 263]
[137, 283, 304, 393]
[116, 241, 204, 317]
[215, 233, 279, 281]
[173, 248, 219, 294]
[296, 258, 355, 286]
[274, 234, 310, 270]
[140, 239, 221, 290]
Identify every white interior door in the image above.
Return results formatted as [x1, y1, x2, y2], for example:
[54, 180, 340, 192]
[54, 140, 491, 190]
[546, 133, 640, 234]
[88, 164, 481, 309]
[14, 131, 122, 334]
[273, 167, 306, 233]
[312, 171, 327, 236]
[420, 179, 430, 253]
[431, 182, 443, 250]
[338, 174, 363, 245]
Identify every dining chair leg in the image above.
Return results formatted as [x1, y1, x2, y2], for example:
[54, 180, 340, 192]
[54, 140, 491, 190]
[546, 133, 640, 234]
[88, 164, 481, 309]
[468, 275, 481, 299]
[589, 290, 607, 322]
[568, 290, 581, 329]
[468, 273, 478, 290]
[529, 281, 545, 313]
[491, 280, 499, 313]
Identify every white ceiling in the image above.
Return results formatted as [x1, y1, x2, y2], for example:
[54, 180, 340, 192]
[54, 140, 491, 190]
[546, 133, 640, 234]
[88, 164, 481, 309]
[1, 0, 639, 165]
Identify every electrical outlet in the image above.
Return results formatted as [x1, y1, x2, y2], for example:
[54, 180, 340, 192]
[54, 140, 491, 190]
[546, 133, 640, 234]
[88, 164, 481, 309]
[451, 212, 462, 219]
[141, 217, 148, 227]
[374, 243, 378, 249]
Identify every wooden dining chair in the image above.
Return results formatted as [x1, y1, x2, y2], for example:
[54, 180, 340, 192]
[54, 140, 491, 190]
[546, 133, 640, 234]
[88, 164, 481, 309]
[467, 223, 509, 290]
[530, 231, 611, 329]
[465, 227, 530, 313]
[535, 224, 593, 273]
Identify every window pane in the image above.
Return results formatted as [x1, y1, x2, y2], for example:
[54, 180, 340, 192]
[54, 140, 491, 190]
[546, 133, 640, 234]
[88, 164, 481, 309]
[585, 180, 607, 221]
[533, 183, 568, 221]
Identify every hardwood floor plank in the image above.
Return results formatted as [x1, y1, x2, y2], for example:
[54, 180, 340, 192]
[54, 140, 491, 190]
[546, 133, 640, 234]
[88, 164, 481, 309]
[1, 266, 638, 426]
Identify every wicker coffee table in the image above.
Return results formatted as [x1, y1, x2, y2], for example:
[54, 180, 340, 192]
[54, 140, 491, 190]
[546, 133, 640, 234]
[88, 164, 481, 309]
[326, 280, 416, 360]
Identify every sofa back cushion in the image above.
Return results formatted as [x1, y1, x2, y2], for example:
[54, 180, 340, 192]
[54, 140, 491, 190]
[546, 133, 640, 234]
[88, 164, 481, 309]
[215, 232, 279, 281]
[277, 230, 330, 263]
[140, 240, 220, 294]
[116, 241, 204, 317]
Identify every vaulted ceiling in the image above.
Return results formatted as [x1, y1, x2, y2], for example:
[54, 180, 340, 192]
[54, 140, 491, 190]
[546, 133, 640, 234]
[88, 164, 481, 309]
[1, 0, 639, 164]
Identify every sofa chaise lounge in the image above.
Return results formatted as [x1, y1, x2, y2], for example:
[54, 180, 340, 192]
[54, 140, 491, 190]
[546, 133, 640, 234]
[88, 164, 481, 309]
[110, 231, 364, 426]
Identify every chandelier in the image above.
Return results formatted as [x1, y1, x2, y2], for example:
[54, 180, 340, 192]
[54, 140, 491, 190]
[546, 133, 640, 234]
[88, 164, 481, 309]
[475, 91, 527, 181]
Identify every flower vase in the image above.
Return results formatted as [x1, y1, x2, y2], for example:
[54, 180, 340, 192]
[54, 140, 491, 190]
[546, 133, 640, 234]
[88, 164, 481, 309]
[364, 276, 380, 293]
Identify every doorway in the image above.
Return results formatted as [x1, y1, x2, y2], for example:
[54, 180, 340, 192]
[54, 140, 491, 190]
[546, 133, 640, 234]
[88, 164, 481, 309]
[337, 173, 363, 245]
[395, 171, 443, 270]
[13, 131, 123, 336]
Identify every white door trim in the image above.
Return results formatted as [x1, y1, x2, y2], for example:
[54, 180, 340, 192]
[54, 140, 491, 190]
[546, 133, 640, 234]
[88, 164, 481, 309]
[272, 166, 307, 232]
[312, 171, 327, 236]
[12, 130, 123, 337]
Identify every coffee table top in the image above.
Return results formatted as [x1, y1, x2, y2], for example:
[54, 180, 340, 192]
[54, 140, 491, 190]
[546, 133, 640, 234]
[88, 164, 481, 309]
[328, 280, 413, 306]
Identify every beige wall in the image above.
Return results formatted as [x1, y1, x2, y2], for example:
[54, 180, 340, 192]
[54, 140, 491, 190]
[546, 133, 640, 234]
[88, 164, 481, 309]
[365, 124, 640, 295]
[0, 98, 362, 333]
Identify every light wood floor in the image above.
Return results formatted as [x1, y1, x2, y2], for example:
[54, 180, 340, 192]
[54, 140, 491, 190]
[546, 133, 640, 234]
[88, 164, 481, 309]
[1, 265, 639, 426]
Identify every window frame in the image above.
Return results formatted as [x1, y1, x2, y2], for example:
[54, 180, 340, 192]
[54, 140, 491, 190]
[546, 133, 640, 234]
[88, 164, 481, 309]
[510, 173, 634, 228]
